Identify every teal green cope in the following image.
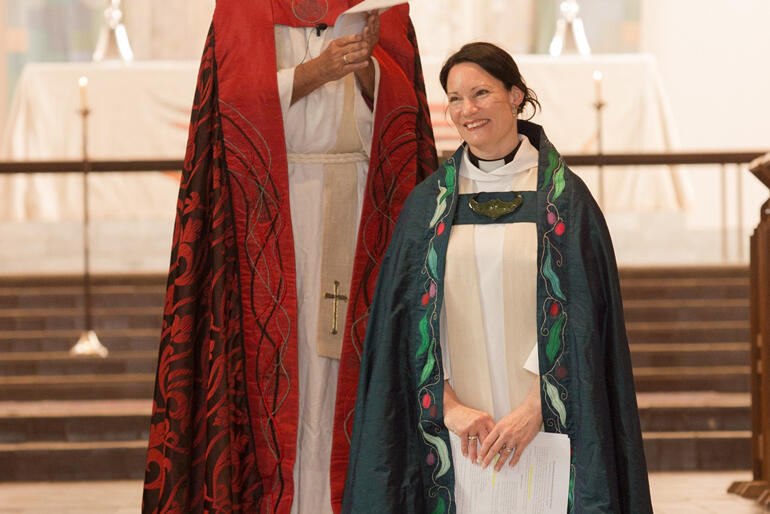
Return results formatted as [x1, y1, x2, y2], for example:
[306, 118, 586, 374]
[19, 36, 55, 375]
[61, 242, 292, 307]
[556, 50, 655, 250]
[343, 121, 652, 514]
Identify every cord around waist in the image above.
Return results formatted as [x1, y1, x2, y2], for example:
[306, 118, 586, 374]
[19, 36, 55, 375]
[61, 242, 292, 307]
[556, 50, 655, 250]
[286, 152, 368, 165]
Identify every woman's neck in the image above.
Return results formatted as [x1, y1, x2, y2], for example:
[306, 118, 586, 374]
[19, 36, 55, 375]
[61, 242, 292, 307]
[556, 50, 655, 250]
[466, 127, 521, 161]
[468, 139, 522, 172]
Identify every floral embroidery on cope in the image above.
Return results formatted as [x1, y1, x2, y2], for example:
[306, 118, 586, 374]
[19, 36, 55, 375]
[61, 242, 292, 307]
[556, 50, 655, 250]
[416, 158, 457, 514]
[539, 147, 576, 511]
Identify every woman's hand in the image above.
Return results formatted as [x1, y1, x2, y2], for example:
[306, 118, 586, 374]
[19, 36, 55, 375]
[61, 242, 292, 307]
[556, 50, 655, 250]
[478, 377, 542, 471]
[443, 381, 495, 464]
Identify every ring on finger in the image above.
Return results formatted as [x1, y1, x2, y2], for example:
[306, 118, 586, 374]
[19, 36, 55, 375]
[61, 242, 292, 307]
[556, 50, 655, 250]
[467, 435, 478, 442]
[343, 54, 348, 64]
[500, 445, 515, 453]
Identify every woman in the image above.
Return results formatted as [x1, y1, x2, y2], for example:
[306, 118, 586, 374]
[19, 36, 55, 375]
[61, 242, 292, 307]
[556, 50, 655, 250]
[343, 42, 652, 513]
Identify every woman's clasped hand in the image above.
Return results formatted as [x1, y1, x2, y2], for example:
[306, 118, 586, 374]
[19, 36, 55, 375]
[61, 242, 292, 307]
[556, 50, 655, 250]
[443, 401, 495, 465]
[477, 382, 542, 472]
[445, 379, 542, 472]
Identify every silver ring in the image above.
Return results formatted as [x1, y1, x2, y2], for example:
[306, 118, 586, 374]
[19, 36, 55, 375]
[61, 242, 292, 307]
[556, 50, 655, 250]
[501, 445, 515, 453]
[343, 54, 348, 64]
[467, 435, 478, 442]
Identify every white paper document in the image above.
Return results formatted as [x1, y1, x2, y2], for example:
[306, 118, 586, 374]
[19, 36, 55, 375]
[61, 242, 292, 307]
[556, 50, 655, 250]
[449, 431, 571, 514]
[332, 0, 409, 38]
[344, 0, 408, 14]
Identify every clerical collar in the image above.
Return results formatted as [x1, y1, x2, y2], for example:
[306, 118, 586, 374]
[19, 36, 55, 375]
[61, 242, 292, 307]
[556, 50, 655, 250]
[467, 141, 522, 172]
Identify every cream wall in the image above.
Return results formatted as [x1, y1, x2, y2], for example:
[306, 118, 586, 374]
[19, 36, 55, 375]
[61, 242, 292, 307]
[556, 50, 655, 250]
[637, 0, 769, 263]
[641, 0, 770, 150]
[123, 0, 214, 60]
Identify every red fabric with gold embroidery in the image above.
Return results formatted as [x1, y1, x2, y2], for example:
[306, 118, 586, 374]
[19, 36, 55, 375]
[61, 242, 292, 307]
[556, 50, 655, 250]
[142, 1, 436, 512]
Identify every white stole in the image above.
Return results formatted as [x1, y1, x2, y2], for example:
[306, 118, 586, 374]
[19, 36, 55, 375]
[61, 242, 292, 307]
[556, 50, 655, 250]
[442, 134, 540, 421]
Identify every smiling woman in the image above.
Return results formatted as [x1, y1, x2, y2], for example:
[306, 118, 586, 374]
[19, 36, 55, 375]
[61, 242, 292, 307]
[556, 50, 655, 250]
[445, 62, 522, 159]
[344, 42, 652, 514]
[440, 42, 540, 160]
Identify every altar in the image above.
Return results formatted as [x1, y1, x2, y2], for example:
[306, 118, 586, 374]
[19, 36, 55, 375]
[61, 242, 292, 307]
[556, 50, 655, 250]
[0, 61, 196, 221]
[1, 54, 690, 222]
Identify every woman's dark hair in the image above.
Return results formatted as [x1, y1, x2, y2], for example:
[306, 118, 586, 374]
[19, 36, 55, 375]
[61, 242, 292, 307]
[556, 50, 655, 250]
[439, 42, 540, 120]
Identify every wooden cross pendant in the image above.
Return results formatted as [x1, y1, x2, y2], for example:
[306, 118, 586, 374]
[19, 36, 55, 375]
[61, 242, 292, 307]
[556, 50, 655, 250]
[323, 280, 348, 335]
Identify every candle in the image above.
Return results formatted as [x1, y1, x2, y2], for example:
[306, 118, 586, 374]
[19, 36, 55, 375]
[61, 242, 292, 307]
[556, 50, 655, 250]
[592, 70, 603, 103]
[78, 76, 88, 111]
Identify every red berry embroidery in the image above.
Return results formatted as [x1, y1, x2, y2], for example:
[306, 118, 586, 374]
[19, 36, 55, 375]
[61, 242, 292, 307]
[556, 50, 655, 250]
[549, 302, 560, 317]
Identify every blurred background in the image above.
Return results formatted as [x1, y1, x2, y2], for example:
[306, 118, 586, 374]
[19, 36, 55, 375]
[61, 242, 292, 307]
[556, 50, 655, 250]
[0, 2, 769, 512]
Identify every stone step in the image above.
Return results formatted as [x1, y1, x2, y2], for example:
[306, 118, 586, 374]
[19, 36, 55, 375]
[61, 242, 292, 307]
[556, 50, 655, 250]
[619, 277, 749, 301]
[0, 307, 162, 331]
[0, 373, 155, 401]
[0, 440, 147, 481]
[0, 268, 753, 479]
[0, 400, 151, 443]
[642, 431, 750, 471]
[623, 299, 748, 323]
[619, 266, 748, 280]
[637, 392, 751, 432]
[633, 365, 750, 393]
[0, 274, 165, 288]
[0, 285, 164, 310]
[0, 328, 159, 353]
[0, 435, 748, 480]
[0, 423, 750, 478]
[630, 342, 749, 367]
[626, 320, 749, 344]
[0, 351, 157, 376]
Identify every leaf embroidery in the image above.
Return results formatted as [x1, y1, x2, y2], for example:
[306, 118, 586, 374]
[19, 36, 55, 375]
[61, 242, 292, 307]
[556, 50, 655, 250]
[428, 246, 438, 277]
[423, 430, 451, 478]
[546, 313, 566, 363]
[416, 313, 430, 357]
[545, 376, 567, 426]
[553, 163, 566, 200]
[420, 349, 435, 385]
[431, 497, 446, 514]
[543, 241, 566, 300]
[541, 148, 559, 190]
[430, 183, 447, 228]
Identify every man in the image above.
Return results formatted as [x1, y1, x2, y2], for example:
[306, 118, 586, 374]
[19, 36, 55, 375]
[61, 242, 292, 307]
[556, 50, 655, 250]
[142, 1, 436, 513]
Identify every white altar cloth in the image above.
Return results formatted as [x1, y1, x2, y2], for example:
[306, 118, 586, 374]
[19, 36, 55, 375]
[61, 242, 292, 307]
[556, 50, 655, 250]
[0, 62, 196, 221]
[1, 55, 691, 221]
[425, 54, 692, 211]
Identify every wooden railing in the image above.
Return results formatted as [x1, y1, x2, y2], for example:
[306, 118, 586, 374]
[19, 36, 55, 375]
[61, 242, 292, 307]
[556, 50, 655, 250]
[0, 160, 184, 173]
[1, 150, 767, 263]
[0, 151, 764, 173]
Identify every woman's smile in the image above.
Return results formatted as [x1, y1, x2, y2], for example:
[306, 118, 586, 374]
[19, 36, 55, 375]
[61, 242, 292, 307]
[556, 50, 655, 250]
[446, 62, 523, 160]
[464, 119, 489, 130]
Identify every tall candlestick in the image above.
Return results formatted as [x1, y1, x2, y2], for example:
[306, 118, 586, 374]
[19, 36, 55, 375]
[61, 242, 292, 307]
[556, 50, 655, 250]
[592, 70, 603, 104]
[69, 74, 108, 358]
[591, 70, 605, 209]
[78, 76, 89, 111]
